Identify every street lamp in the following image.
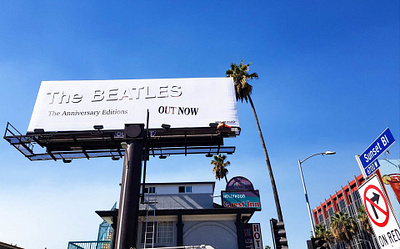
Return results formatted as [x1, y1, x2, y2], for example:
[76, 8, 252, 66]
[298, 150, 336, 237]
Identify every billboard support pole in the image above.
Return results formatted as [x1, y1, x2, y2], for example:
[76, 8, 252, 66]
[115, 138, 144, 249]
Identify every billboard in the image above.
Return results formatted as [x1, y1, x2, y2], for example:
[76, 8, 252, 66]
[379, 159, 400, 220]
[27, 78, 239, 132]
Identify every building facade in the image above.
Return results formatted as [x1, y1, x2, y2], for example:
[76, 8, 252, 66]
[135, 181, 257, 249]
[70, 179, 262, 249]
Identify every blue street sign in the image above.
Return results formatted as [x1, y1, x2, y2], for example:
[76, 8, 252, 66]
[363, 160, 381, 178]
[359, 128, 395, 170]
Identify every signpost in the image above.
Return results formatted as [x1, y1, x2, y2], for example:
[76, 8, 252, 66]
[356, 128, 395, 178]
[358, 175, 400, 248]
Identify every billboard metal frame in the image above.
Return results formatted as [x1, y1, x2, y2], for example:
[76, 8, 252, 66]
[4, 122, 237, 162]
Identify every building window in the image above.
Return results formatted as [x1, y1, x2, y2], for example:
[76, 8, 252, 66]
[142, 221, 174, 244]
[353, 190, 360, 200]
[157, 221, 174, 243]
[327, 207, 334, 217]
[338, 199, 346, 212]
[178, 186, 192, 193]
[144, 187, 156, 193]
[348, 203, 357, 217]
[318, 214, 325, 224]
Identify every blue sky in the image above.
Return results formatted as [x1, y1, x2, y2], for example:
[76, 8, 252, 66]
[0, 1, 399, 248]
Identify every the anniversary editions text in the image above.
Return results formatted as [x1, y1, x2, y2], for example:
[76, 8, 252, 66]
[48, 109, 128, 117]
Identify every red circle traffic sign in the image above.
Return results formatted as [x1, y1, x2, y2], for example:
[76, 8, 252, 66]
[363, 184, 389, 227]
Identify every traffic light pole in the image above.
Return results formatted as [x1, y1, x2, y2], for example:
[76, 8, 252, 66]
[115, 139, 144, 249]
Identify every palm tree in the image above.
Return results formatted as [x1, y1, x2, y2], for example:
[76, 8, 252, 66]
[330, 212, 358, 249]
[314, 224, 334, 247]
[226, 61, 284, 222]
[357, 205, 373, 235]
[211, 154, 230, 183]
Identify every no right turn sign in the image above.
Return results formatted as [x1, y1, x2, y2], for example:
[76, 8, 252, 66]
[358, 175, 400, 248]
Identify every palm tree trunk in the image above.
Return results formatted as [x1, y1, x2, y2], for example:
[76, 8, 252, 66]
[248, 95, 284, 222]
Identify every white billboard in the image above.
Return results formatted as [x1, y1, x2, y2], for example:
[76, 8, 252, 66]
[27, 78, 239, 132]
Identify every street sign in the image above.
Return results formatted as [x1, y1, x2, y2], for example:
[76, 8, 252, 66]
[359, 159, 381, 178]
[357, 128, 395, 178]
[358, 175, 400, 248]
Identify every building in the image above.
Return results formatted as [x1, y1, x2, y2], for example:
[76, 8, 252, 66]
[312, 159, 400, 249]
[68, 177, 263, 249]
[0, 242, 23, 249]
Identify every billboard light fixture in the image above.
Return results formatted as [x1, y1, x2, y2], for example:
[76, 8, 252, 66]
[159, 155, 167, 159]
[209, 123, 218, 128]
[34, 128, 45, 134]
[205, 153, 213, 157]
[93, 125, 104, 130]
[161, 124, 171, 130]
[231, 127, 240, 135]
[112, 156, 120, 161]
[63, 159, 72, 163]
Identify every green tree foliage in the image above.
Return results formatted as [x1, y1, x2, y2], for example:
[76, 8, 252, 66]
[315, 224, 334, 246]
[211, 154, 230, 183]
[357, 205, 373, 235]
[226, 60, 259, 102]
[330, 212, 358, 249]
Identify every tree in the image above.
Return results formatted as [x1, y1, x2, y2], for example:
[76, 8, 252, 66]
[226, 61, 284, 222]
[315, 224, 334, 245]
[211, 154, 230, 183]
[330, 212, 358, 249]
[357, 205, 373, 235]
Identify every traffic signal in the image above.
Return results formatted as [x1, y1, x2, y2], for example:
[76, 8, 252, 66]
[270, 218, 288, 249]
[311, 237, 329, 249]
